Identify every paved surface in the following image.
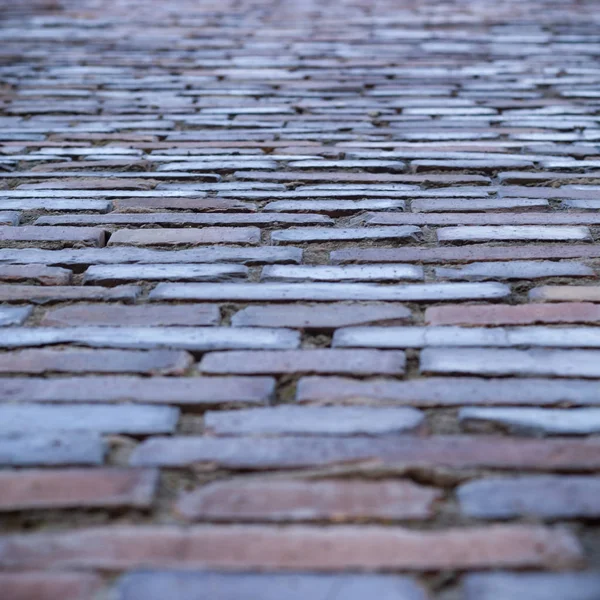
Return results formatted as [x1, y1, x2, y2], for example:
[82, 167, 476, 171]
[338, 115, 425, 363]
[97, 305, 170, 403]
[1, 0, 600, 598]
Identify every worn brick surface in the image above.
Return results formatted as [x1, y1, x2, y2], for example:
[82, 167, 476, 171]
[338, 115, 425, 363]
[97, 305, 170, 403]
[2, 0, 600, 594]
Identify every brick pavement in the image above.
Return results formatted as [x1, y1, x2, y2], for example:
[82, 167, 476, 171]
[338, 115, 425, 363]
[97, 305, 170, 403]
[1, 0, 600, 597]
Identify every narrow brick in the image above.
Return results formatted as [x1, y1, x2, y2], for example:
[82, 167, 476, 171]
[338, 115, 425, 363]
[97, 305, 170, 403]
[113, 197, 254, 212]
[0, 285, 139, 304]
[261, 265, 423, 282]
[41, 304, 220, 327]
[115, 572, 430, 600]
[150, 282, 509, 302]
[0, 348, 193, 375]
[199, 349, 405, 375]
[437, 226, 592, 243]
[176, 478, 440, 522]
[0, 524, 581, 570]
[421, 348, 600, 378]
[108, 227, 260, 246]
[272, 226, 421, 244]
[231, 303, 412, 328]
[84, 264, 248, 284]
[425, 303, 600, 326]
[0, 572, 102, 600]
[0, 225, 106, 248]
[464, 572, 600, 600]
[205, 406, 424, 436]
[0, 211, 20, 225]
[460, 407, 600, 435]
[265, 199, 406, 214]
[458, 476, 600, 519]
[0, 432, 105, 466]
[0, 264, 72, 285]
[530, 286, 600, 302]
[435, 261, 594, 280]
[130, 435, 600, 472]
[1, 376, 274, 406]
[296, 376, 600, 407]
[412, 198, 549, 212]
[0, 404, 179, 435]
[0, 468, 158, 510]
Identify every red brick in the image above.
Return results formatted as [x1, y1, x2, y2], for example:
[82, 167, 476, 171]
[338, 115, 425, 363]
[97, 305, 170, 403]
[0, 468, 158, 510]
[0, 524, 581, 571]
[176, 478, 441, 522]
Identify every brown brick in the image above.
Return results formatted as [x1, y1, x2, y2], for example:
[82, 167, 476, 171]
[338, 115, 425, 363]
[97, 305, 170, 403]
[0, 524, 581, 570]
[0, 572, 102, 600]
[0, 468, 158, 510]
[0, 348, 193, 375]
[0, 265, 72, 285]
[530, 286, 600, 302]
[0, 285, 139, 304]
[41, 304, 220, 327]
[426, 303, 600, 325]
[176, 478, 441, 522]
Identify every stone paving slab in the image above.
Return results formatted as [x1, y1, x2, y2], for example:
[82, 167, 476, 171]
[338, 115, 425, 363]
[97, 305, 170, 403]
[2, 0, 600, 596]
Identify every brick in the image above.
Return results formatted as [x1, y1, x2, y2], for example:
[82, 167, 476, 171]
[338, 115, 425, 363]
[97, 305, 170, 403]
[463, 572, 600, 600]
[296, 376, 600, 407]
[115, 572, 430, 600]
[0, 433, 105, 466]
[421, 348, 600, 378]
[0, 348, 193, 375]
[289, 159, 406, 170]
[231, 303, 412, 328]
[0, 572, 103, 600]
[411, 198, 549, 212]
[107, 227, 261, 246]
[1, 376, 274, 406]
[437, 226, 592, 243]
[113, 197, 254, 212]
[412, 159, 533, 171]
[0, 225, 106, 248]
[0, 524, 581, 571]
[458, 476, 600, 519]
[435, 261, 594, 280]
[235, 171, 490, 184]
[150, 282, 510, 302]
[0, 305, 31, 326]
[0, 468, 158, 510]
[17, 178, 159, 190]
[205, 406, 424, 435]
[0, 199, 112, 212]
[130, 435, 600, 472]
[0, 404, 179, 435]
[335, 326, 600, 349]
[272, 226, 421, 244]
[261, 265, 423, 282]
[41, 304, 220, 327]
[176, 478, 440, 522]
[0, 284, 139, 304]
[265, 199, 406, 214]
[0, 211, 20, 225]
[0, 264, 72, 285]
[530, 286, 600, 302]
[84, 263, 248, 284]
[460, 407, 600, 435]
[0, 327, 299, 351]
[0, 246, 303, 266]
[425, 303, 600, 326]
[199, 349, 405, 375]
[332, 245, 600, 264]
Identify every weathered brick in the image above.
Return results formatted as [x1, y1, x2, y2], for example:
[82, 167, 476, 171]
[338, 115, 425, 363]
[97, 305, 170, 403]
[84, 263, 248, 284]
[0, 524, 581, 570]
[460, 407, 600, 435]
[435, 261, 594, 280]
[0, 264, 72, 285]
[0, 572, 103, 600]
[425, 303, 600, 326]
[204, 406, 424, 435]
[0, 225, 106, 248]
[530, 285, 600, 302]
[1, 376, 274, 406]
[130, 435, 600, 471]
[261, 264, 423, 282]
[296, 376, 600, 406]
[231, 303, 412, 328]
[115, 572, 430, 600]
[463, 572, 600, 600]
[412, 198, 549, 212]
[0, 305, 31, 326]
[458, 476, 600, 519]
[0, 348, 193, 375]
[437, 226, 592, 243]
[0, 468, 158, 510]
[107, 227, 261, 246]
[199, 349, 405, 375]
[272, 226, 421, 244]
[0, 285, 139, 304]
[176, 478, 440, 521]
[0, 211, 20, 225]
[41, 304, 220, 327]
[150, 282, 509, 302]
[421, 348, 600, 378]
